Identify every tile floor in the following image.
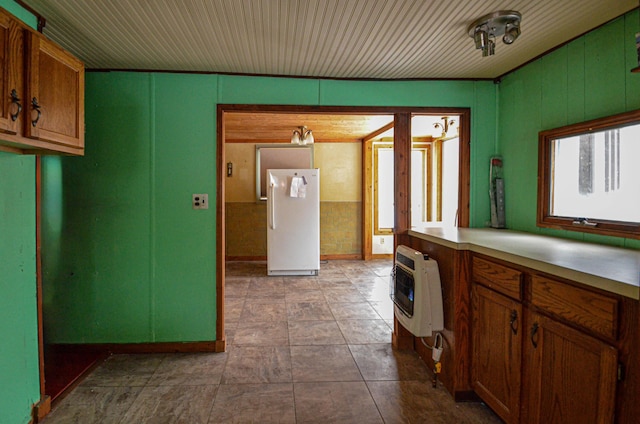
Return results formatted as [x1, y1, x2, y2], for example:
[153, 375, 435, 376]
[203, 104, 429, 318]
[42, 260, 501, 423]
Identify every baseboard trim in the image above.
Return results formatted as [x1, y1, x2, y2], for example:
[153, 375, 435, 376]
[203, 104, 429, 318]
[371, 253, 393, 259]
[226, 255, 266, 261]
[98, 341, 222, 354]
[32, 395, 50, 423]
[227, 254, 365, 261]
[454, 390, 481, 402]
[321, 254, 362, 260]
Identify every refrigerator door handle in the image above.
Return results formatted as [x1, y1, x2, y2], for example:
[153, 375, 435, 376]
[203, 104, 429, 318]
[269, 182, 276, 230]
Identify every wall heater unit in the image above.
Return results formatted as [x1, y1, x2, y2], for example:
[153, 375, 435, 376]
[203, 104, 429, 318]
[390, 245, 444, 337]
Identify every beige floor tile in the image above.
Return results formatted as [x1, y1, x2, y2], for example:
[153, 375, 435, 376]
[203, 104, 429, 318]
[283, 277, 320, 290]
[290, 345, 362, 382]
[209, 383, 295, 423]
[349, 343, 431, 381]
[240, 298, 288, 322]
[224, 278, 250, 297]
[223, 297, 245, 322]
[322, 287, 367, 303]
[233, 320, 289, 346]
[328, 301, 381, 320]
[288, 320, 346, 345]
[316, 276, 354, 289]
[147, 353, 227, 386]
[40, 386, 142, 424]
[367, 380, 502, 424]
[294, 382, 383, 423]
[285, 288, 326, 302]
[336, 319, 393, 344]
[286, 301, 334, 321]
[369, 299, 394, 319]
[342, 269, 378, 279]
[80, 354, 165, 387]
[357, 284, 392, 302]
[221, 345, 292, 384]
[120, 384, 217, 424]
[246, 277, 285, 298]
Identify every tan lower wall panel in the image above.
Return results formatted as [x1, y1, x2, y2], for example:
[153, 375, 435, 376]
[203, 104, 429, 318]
[225, 201, 361, 257]
[320, 201, 362, 255]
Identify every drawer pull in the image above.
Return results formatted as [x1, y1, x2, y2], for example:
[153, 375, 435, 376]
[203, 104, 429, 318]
[531, 322, 539, 348]
[509, 309, 518, 335]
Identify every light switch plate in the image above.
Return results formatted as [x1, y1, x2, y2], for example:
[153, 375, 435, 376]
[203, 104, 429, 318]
[192, 194, 208, 209]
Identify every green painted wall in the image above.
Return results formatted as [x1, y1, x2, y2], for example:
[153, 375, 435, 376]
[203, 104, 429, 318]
[0, 3, 43, 424]
[498, 11, 640, 249]
[0, 153, 40, 424]
[43, 72, 218, 343]
[42, 73, 496, 344]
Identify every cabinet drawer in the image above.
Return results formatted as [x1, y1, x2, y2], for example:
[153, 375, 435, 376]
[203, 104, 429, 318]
[472, 257, 522, 300]
[531, 275, 618, 340]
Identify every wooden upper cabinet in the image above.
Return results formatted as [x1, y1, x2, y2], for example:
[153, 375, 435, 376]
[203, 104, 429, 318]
[0, 7, 84, 155]
[25, 31, 84, 150]
[0, 11, 23, 136]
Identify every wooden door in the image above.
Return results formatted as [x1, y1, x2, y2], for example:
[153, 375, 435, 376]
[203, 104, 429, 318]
[471, 284, 522, 423]
[523, 311, 617, 424]
[0, 11, 23, 135]
[25, 31, 84, 149]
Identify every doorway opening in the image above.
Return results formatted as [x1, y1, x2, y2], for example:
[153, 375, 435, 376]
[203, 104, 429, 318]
[216, 105, 470, 348]
[364, 114, 462, 257]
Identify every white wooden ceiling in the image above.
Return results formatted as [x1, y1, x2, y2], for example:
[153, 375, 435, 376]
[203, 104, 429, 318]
[20, 0, 639, 79]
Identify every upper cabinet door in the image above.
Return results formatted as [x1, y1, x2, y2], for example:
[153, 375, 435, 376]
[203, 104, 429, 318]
[25, 31, 84, 149]
[0, 11, 23, 136]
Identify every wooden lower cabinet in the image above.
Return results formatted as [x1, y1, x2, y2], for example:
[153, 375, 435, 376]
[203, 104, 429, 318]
[522, 311, 617, 424]
[471, 284, 522, 423]
[471, 256, 619, 424]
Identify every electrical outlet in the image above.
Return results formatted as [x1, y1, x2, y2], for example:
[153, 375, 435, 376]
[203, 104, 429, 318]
[192, 194, 208, 209]
[380, 238, 385, 244]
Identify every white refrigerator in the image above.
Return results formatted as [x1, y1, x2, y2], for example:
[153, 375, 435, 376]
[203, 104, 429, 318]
[266, 168, 320, 276]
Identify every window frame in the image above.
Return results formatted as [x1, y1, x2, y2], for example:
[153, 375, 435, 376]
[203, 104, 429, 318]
[372, 141, 436, 235]
[537, 108, 640, 239]
[373, 142, 395, 235]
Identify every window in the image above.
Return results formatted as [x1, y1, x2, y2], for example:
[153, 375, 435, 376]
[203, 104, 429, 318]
[374, 143, 395, 234]
[537, 109, 640, 238]
[373, 142, 438, 235]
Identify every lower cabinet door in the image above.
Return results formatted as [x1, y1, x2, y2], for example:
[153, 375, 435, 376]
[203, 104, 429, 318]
[471, 284, 522, 423]
[523, 311, 617, 424]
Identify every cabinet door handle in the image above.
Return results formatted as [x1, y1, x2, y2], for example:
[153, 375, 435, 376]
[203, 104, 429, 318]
[31, 97, 41, 127]
[10, 89, 22, 121]
[509, 309, 518, 335]
[530, 322, 539, 348]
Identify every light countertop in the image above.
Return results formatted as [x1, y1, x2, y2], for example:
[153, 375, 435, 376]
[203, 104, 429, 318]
[408, 227, 640, 300]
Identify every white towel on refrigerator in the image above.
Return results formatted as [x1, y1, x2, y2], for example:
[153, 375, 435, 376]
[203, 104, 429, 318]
[289, 176, 307, 198]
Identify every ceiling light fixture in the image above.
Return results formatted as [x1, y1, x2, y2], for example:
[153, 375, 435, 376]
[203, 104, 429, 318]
[468, 10, 522, 57]
[291, 126, 314, 145]
[434, 117, 457, 139]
